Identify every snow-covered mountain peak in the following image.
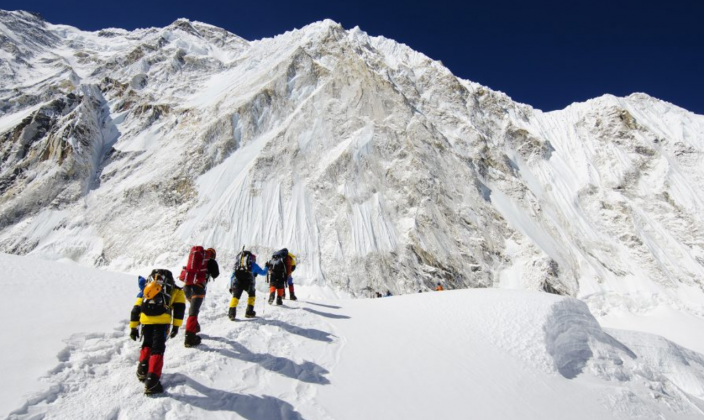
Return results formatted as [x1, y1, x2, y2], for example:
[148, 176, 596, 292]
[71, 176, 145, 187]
[1, 11, 703, 317]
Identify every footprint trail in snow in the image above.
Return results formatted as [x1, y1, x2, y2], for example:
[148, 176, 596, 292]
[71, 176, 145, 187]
[9, 294, 344, 420]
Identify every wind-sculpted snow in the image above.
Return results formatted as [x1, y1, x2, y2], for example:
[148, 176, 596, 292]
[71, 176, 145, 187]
[1, 10, 704, 325]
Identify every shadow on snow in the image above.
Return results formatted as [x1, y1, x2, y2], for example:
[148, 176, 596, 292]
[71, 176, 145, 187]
[301, 307, 350, 320]
[167, 373, 304, 420]
[202, 336, 331, 385]
[251, 318, 336, 343]
[305, 302, 342, 310]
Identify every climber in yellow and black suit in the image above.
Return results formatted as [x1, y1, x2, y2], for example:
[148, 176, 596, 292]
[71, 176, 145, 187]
[129, 269, 186, 395]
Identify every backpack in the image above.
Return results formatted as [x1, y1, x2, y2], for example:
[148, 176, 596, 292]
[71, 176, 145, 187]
[141, 269, 175, 317]
[234, 250, 254, 272]
[273, 248, 289, 259]
[268, 253, 287, 284]
[181, 246, 209, 286]
[137, 275, 147, 298]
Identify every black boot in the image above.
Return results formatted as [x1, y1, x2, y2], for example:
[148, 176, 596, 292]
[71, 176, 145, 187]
[245, 305, 256, 318]
[136, 360, 148, 382]
[268, 292, 275, 304]
[184, 332, 202, 348]
[228, 307, 237, 321]
[276, 296, 283, 306]
[290, 293, 298, 301]
[144, 373, 164, 395]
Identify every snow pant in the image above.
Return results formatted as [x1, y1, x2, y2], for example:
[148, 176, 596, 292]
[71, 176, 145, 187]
[230, 278, 256, 308]
[139, 324, 168, 380]
[269, 278, 285, 298]
[287, 276, 295, 297]
[184, 284, 205, 334]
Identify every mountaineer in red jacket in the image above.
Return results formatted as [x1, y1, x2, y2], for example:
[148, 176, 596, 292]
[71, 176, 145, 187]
[179, 246, 219, 347]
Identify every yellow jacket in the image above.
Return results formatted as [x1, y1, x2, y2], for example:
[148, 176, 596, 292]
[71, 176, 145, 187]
[129, 287, 186, 328]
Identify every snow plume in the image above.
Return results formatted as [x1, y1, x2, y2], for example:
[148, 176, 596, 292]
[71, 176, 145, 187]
[1, 10, 704, 310]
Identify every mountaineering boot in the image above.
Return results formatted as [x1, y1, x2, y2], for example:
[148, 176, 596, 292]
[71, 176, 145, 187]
[228, 307, 237, 321]
[276, 296, 283, 306]
[184, 332, 202, 348]
[289, 293, 298, 301]
[268, 292, 275, 304]
[136, 360, 149, 382]
[144, 373, 164, 395]
[245, 305, 256, 318]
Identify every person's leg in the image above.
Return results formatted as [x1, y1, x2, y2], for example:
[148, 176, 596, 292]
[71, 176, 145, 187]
[185, 285, 205, 339]
[287, 276, 297, 300]
[268, 285, 276, 304]
[137, 326, 151, 382]
[145, 325, 168, 393]
[245, 282, 257, 317]
[276, 282, 284, 305]
[229, 286, 244, 320]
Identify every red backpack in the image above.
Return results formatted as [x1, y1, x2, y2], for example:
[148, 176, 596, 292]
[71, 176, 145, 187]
[180, 246, 209, 286]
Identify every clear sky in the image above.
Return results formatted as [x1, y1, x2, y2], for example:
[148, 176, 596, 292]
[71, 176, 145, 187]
[3, 0, 703, 114]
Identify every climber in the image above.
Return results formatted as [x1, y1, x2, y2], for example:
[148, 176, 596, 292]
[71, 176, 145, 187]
[179, 246, 219, 347]
[129, 269, 185, 394]
[266, 248, 295, 305]
[228, 248, 267, 320]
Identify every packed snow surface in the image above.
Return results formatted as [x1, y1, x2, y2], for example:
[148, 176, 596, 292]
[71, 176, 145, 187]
[0, 253, 134, 418]
[4, 255, 704, 419]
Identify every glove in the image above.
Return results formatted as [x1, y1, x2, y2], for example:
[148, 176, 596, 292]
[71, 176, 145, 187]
[129, 328, 139, 341]
[169, 326, 179, 338]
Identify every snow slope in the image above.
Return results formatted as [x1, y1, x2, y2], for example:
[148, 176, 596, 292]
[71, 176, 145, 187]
[5, 256, 704, 419]
[0, 253, 134, 419]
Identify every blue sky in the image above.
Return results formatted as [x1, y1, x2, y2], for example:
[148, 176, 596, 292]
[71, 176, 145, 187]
[4, 0, 702, 114]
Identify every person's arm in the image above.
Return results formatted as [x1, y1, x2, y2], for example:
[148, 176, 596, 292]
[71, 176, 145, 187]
[130, 297, 142, 329]
[129, 297, 142, 340]
[252, 262, 268, 276]
[171, 289, 186, 328]
[208, 259, 220, 279]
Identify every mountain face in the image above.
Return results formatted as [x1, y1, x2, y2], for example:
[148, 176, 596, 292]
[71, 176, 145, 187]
[1, 10, 703, 306]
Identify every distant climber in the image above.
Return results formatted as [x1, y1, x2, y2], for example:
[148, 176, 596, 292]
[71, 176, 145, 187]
[385, 290, 392, 297]
[129, 269, 185, 395]
[266, 248, 295, 305]
[436, 283, 444, 291]
[179, 246, 219, 347]
[229, 248, 267, 320]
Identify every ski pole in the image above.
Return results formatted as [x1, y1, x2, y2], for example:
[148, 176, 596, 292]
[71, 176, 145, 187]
[263, 271, 269, 316]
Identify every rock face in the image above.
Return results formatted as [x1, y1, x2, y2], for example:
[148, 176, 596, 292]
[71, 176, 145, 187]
[1, 11, 703, 305]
